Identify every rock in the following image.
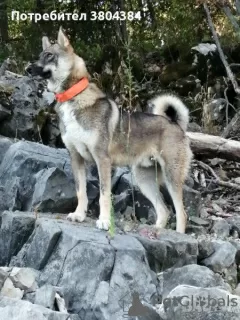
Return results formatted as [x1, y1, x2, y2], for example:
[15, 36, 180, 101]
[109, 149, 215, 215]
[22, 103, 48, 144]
[211, 219, 230, 238]
[9, 267, 38, 291]
[31, 167, 77, 213]
[183, 186, 202, 217]
[198, 239, 215, 260]
[0, 135, 13, 165]
[188, 122, 202, 132]
[201, 240, 237, 287]
[111, 167, 129, 191]
[235, 177, 240, 184]
[186, 224, 207, 236]
[35, 285, 57, 310]
[0, 76, 50, 142]
[0, 211, 35, 266]
[234, 283, 240, 296]
[0, 104, 11, 121]
[0, 141, 71, 212]
[1, 278, 23, 299]
[159, 264, 228, 299]
[135, 229, 198, 272]
[113, 191, 131, 214]
[164, 285, 240, 320]
[0, 268, 8, 291]
[0, 296, 80, 320]
[227, 216, 240, 237]
[189, 216, 210, 227]
[229, 240, 240, 265]
[9, 216, 157, 319]
[10, 218, 62, 270]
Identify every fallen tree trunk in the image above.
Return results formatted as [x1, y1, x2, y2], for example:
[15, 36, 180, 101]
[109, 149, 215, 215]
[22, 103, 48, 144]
[186, 132, 240, 162]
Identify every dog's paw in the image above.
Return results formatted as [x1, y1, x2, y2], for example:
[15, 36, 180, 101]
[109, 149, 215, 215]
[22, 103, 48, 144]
[96, 218, 110, 231]
[67, 211, 86, 223]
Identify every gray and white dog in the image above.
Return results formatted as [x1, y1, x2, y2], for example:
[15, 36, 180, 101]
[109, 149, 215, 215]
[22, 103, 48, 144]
[27, 28, 192, 233]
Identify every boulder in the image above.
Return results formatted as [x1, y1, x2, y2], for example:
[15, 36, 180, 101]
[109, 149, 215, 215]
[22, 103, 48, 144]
[164, 285, 240, 320]
[201, 240, 237, 287]
[158, 264, 229, 299]
[0, 296, 80, 320]
[135, 229, 198, 272]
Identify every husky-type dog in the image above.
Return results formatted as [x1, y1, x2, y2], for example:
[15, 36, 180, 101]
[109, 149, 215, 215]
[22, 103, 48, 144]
[27, 28, 192, 233]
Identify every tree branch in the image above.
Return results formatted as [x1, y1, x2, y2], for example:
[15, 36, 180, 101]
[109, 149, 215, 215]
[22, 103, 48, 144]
[222, 5, 240, 38]
[203, 2, 240, 95]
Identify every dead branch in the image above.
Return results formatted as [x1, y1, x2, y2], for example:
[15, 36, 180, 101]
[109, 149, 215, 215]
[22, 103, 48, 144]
[187, 132, 240, 162]
[196, 160, 240, 190]
[203, 2, 240, 94]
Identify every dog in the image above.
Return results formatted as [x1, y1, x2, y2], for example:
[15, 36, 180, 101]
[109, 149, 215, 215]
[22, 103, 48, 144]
[26, 27, 192, 233]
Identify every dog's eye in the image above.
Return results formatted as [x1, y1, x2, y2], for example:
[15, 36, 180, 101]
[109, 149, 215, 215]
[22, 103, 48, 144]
[45, 52, 54, 60]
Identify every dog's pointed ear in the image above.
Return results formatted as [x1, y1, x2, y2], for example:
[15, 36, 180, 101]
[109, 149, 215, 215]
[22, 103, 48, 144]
[57, 27, 70, 48]
[42, 36, 51, 50]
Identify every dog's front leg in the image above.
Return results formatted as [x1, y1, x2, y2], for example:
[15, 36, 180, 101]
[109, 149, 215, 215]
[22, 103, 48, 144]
[67, 149, 88, 223]
[94, 152, 112, 230]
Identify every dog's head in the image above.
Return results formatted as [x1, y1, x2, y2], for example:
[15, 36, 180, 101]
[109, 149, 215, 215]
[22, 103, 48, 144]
[26, 27, 89, 93]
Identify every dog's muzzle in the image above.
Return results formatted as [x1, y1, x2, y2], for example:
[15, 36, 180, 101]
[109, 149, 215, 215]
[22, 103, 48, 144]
[25, 63, 52, 79]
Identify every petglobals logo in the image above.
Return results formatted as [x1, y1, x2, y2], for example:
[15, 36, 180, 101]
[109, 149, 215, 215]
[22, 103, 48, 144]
[162, 294, 238, 312]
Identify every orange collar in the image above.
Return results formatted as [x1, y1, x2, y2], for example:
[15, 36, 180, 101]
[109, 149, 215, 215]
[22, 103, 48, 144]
[55, 77, 89, 103]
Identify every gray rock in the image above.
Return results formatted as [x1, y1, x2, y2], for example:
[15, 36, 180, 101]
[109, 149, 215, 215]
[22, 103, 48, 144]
[230, 240, 240, 265]
[164, 285, 240, 320]
[183, 185, 202, 217]
[211, 219, 230, 238]
[0, 296, 80, 320]
[0, 268, 8, 291]
[201, 240, 237, 287]
[9, 267, 38, 291]
[35, 285, 57, 310]
[1, 278, 23, 300]
[227, 216, 240, 237]
[159, 264, 228, 299]
[0, 76, 49, 141]
[10, 218, 62, 270]
[0, 135, 13, 165]
[0, 141, 98, 213]
[135, 230, 198, 273]
[198, 239, 215, 260]
[10, 217, 157, 319]
[0, 104, 11, 122]
[31, 167, 77, 213]
[0, 211, 35, 265]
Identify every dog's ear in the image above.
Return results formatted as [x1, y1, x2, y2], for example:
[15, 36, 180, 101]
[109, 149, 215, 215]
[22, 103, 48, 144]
[57, 27, 70, 49]
[42, 36, 51, 50]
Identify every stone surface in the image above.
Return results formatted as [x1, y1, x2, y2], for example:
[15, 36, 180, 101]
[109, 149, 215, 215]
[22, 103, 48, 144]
[158, 264, 229, 299]
[35, 284, 57, 310]
[9, 215, 157, 319]
[0, 211, 35, 266]
[9, 267, 38, 291]
[0, 268, 8, 291]
[135, 229, 198, 273]
[164, 285, 240, 320]
[0, 135, 13, 165]
[31, 167, 77, 213]
[0, 296, 80, 320]
[198, 239, 215, 261]
[1, 278, 23, 300]
[0, 141, 98, 214]
[211, 219, 230, 238]
[201, 240, 237, 287]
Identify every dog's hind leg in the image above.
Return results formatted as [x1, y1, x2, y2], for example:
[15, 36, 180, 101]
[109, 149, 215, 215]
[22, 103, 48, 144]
[67, 148, 88, 222]
[132, 165, 170, 229]
[159, 156, 188, 234]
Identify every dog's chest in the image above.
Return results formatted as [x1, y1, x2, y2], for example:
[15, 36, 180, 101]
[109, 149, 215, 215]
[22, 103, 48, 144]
[58, 103, 95, 161]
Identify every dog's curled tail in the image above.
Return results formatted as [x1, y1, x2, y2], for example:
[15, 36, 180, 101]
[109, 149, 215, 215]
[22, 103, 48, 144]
[149, 94, 189, 131]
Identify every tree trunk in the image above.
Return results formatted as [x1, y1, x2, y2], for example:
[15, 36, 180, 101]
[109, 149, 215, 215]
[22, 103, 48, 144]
[187, 132, 240, 162]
